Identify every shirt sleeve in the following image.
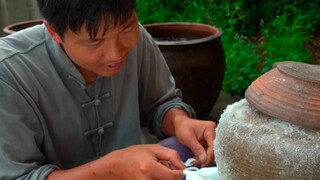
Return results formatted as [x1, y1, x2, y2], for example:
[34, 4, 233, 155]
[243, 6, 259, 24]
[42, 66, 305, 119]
[0, 79, 60, 179]
[136, 25, 196, 139]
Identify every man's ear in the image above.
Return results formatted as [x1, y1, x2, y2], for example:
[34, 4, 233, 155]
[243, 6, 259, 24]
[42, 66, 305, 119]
[44, 20, 63, 44]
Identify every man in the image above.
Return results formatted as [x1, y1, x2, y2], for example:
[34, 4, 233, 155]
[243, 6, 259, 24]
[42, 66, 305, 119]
[0, 0, 216, 179]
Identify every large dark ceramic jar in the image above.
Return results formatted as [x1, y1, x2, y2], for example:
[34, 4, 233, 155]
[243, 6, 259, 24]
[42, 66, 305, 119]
[3, 19, 43, 35]
[144, 23, 226, 120]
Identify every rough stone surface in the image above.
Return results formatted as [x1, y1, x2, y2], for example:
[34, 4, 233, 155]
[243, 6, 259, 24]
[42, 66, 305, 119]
[214, 99, 320, 179]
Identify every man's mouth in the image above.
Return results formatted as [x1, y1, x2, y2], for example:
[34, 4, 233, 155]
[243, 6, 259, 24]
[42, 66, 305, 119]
[106, 61, 123, 71]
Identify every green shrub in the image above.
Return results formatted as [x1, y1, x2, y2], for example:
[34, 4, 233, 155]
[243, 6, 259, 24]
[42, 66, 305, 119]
[136, 0, 319, 95]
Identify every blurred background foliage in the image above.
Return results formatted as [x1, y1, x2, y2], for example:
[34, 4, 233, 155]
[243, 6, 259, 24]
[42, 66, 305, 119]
[136, 0, 320, 95]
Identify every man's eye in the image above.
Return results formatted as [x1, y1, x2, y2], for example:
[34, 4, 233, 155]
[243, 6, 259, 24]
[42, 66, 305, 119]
[123, 26, 133, 33]
[88, 39, 102, 46]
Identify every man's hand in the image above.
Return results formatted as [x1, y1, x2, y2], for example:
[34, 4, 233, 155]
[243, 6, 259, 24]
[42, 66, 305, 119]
[48, 144, 186, 180]
[174, 118, 216, 167]
[162, 108, 216, 167]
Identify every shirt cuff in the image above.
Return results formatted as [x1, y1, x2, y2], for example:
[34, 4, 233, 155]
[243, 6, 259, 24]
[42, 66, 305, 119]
[153, 100, 196, 140]
[33, 165, 61, 180]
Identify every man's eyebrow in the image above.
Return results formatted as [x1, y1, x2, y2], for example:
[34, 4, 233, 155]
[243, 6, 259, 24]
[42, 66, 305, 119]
[122, 17, 137, 29]
[78, 36, 103, 42]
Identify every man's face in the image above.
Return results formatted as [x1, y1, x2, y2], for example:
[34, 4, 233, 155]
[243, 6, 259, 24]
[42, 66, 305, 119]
[47, 12, 139, 83]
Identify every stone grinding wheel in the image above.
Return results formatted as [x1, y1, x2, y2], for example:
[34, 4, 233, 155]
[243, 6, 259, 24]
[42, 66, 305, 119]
[245, 61, 320, 128]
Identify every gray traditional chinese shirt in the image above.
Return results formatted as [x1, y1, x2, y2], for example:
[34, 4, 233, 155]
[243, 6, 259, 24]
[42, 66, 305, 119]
[0, 24, 195, 179]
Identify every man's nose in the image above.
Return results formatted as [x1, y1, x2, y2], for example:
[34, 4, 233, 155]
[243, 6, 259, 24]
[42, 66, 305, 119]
[103, 40, 125, 61]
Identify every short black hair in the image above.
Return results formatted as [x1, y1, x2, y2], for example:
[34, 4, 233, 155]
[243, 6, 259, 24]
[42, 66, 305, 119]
[37, 0, 136, 39]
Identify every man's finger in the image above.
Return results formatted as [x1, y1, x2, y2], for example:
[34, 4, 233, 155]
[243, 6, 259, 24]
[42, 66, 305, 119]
[151, 145, 185, 170]
[186, 135, 207, 164]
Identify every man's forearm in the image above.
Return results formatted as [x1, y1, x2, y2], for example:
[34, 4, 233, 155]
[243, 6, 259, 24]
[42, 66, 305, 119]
[161, 108, 190, 137]
[47, 150, 119, 180]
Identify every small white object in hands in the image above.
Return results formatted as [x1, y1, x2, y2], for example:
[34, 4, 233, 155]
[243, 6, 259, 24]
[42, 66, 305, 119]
[183, 158, 219, 180]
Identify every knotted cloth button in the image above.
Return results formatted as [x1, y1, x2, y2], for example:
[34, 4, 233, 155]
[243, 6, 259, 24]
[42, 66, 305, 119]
[94, 99, 101, 106]
[98, 128, 104, 135]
